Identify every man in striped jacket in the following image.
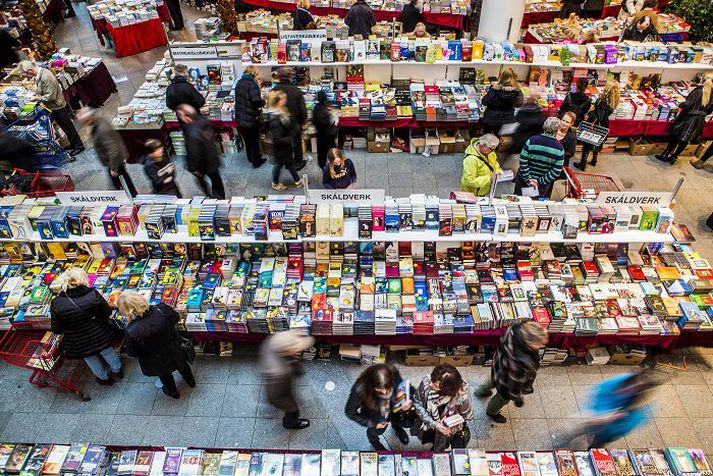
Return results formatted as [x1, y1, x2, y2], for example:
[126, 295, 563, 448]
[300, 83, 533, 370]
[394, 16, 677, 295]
[514, 116, 565, 199]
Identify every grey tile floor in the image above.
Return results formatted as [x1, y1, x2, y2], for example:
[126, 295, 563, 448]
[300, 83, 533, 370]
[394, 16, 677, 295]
[2, 346, 713, 451]
[16, 0, 713, 451]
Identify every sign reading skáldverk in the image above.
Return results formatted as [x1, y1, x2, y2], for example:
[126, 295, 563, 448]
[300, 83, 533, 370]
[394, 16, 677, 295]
[596, 191, 673, 206]
[56, 190, 132, 205]
[308, 189, 385, 205]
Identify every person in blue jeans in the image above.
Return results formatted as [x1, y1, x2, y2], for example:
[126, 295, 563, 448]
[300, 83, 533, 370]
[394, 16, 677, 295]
[50, 268, 122, 385]
[583, 370, 658, 448]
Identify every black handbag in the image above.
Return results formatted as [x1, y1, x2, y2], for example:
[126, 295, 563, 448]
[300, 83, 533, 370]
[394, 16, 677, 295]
[66, 293, 125, 340]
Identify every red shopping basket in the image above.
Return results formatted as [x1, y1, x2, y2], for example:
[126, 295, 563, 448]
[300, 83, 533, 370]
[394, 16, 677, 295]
[562, 166, 620, 199]
[1, 169, 74, 198]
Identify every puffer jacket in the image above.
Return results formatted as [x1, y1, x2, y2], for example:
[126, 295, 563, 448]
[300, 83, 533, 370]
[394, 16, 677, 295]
[124, 303, 186, 377]
[491, 323, 541, 405]
[460, 139, 502, 196]
[50, 285, 114, 359]
[481, 85, 524, 130]
[234, 73, 265, 128]
[268, 109, 297, 165]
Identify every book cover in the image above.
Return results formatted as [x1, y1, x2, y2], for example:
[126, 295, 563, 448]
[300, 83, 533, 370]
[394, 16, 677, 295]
[502, 452, 522, 476]
[42, 444, 69, 475]
[60, 444, 87, 473]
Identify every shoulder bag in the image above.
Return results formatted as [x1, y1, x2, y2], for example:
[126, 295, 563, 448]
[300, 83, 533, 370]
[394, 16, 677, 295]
[65, 293, 125, 340]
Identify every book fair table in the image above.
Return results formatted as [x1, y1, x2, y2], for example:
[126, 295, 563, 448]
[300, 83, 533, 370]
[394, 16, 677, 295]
[61, 62, 117, 108]
[91, 2, 171, 57]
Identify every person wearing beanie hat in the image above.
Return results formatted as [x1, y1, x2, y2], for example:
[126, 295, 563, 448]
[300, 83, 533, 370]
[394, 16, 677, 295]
[259, 330, 315, 429]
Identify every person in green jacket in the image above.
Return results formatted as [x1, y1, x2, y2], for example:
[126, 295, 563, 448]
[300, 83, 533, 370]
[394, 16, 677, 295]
[460, 134, 502, 196]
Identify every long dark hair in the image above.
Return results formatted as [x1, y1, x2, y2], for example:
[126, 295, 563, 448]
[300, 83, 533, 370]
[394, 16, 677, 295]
[431, 364, 464, 398]
[356, 364, 396, 410]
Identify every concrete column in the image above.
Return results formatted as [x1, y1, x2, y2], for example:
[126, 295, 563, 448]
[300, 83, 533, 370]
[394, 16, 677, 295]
[477, 0, 526, 43]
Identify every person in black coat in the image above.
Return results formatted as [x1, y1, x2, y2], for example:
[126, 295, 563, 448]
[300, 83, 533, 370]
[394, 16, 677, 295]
[399, 0, 423, 33]
[575, 79, 619, 171]
[313, 90, 338, 169]
[509, 94, 544, 154]
[50, 268, 122, 385]
[165, 0, 185, 29]
[273, 67, 309, 170]
[293, 0, 316, 30]
[345, 363, 413, 450]
[267, 91, 302, 191]
[0, 131, 36, 172]
[558, 0, 583, 19]
[656, 78, 713, 165]
[166, 64, 205, 117]
[323, 148, 357, 189]
[481, 68, 524, 136]
[235, 65, 266, 168]
[121, 292, 195, 399]
[141, 138, 182, 197]
[581, 0, 604, 18]
[558, 77, 592, 125]
[556, 111, 578, 169]
[0, 30, 21, 69]
[345, 0, 376, 38]
[177, 104, 226, 199]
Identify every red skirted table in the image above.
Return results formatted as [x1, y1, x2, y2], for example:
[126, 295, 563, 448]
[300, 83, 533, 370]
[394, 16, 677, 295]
[164, 119, 238, 130]
[241, 0, 467, 29]
[338, 117, 472, 128]
[521, 10, 559, 27]
[62, 62, 117, 108]
[608, 119, 713, 139]
[107, 18, 168, 58]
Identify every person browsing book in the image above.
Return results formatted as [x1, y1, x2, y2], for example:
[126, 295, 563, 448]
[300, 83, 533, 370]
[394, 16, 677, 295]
[411, 364, 473, 451]
[460, 133, 502, 196]
[121, 292, 195, 399]
[475, 321, 548, 424]
[481, 68, 524, 135]
[313, 91, 339, 169]
[556, 111, 578, 169]
[50, 268, 123, 386]
[515, 116, 565, 199]
[345, 0, 376, 38]
[259, 330, 315, 430]
[558, 77, 592, 125]
[293, 0, 316, 29]
[141, 138, 182, 197]
[345, 363, 413, 450]
[322, 148, 357, 189]
[399, 0, 423, 33]
[575, 79, 619, 170]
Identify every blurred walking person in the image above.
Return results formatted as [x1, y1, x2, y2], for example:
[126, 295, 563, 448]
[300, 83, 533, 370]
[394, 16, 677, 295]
[177, 104, 226, 199]
[121, 292, 195, 399]
[475, 321, 548, 423]
[235, 65, 266, 168]
[267, 91, 302, 191]
[313, 90, 338, 170]
[273, 67, 309, 170]
[141, 138, 182, 197]
[259, 330, 314, 429]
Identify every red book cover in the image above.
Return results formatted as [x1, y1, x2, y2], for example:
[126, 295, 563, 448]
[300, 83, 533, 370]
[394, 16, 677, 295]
[582, 261, 599, 275]
[627, 265, 646, 281]
[532, 307, 551, 325]
[590, 450, 617, 476]
[502, 452, 521, 476]
[695, 269, 713, 280]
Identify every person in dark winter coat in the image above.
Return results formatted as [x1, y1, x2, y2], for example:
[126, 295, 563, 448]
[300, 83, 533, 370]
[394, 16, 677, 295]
[411, 364, 473, 451]
[558, 77, 592, 125]
[259, 330, 315, 429]
[0, 30, 21, 69]
[556, 111, 578, 169]
[399, 0, 423, 33]
[235, 65, 266, 168]
[481, 68, 524, 135]
[313, 90, 338, 169]
[177, 104, 226, 199]
[165, 64, 206, 115]
[77, 107, 137, 197]
[0, 131, 36, 172]
[50, 268, 122, 385]
[575, 79, 619, 171]
[345, 363, 412, 450]
[121, 292, 195, 399]
[475, 321, 548, 423]
[581, 0, 604, 18]
[273, 67, 309, 170]
[267, 91, 302, 191]
[345, 0, 376, 38]
[558, 0, 583, 19]
[509, 94, 544, 154]
[323, 148, 357, 189]
[293, 0, 316, 29]
[656, 78, 713, 165]
[165, 0, 185, 29]
[141, 138, 182, 197]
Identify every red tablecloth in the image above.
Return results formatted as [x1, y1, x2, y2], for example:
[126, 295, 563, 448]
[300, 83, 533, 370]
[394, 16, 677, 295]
[242, 0, 466, 29]
[91, 1, 170, 51]
[165, 119, 237, 130]
[338, 117, 471, 128]
[521, 10, 559, 27]
[62, 62, 117, 108]
[601, 4, 621, 18]
[108, 17, 167, 58]
[609, 119, 713, 138]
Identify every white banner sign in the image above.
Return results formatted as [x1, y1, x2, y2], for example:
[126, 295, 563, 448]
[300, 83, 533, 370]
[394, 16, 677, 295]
[278, 30, 328, 44]
[596, 191, 673, 206]
[308, 189, 385, 205]
[170, 46, 219, 59]
[56, 191, 132, 205]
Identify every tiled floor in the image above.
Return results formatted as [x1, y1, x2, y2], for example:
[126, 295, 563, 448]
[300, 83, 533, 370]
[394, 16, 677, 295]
[1, 346, 713, 451]
[14, 0, 713, 451]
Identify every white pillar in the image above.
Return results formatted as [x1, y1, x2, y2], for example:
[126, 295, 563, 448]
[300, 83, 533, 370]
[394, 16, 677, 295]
[477, 0, 526, 43]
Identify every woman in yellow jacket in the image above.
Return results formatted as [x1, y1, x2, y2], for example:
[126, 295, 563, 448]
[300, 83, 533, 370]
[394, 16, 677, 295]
[460, 134, 502, 196]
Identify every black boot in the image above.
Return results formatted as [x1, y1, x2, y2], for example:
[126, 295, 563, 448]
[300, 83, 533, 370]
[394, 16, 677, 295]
[573, 160, 586, 171]
[394, 425, 410, 445]
[655, 152, 670, 163]
[590, 153, 598, 167]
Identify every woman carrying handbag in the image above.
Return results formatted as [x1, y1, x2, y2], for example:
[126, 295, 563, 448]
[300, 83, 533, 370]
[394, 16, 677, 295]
[574, 80, 620, 171]
[120, 292, 196, 399]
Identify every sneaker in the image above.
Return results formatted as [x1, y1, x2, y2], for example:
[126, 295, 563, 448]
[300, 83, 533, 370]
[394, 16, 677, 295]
[294, 180, 303, 189]
[271, 183, 288, 191]
[487, 413, 507, 424]
[691, 159, 705, 169]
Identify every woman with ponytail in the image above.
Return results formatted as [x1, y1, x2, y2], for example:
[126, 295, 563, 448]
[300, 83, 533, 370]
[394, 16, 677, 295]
[656, 76, 713, 165]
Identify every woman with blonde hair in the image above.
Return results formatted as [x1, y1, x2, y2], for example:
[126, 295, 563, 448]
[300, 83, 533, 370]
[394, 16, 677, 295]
[235, 65, 266, 168]
[481, 67, 524, 135]
[656, 76, 713, 165]
[121, 291, 195, 399]
[575, 79, 620, 171]
[293, 0, 316, 30]
[267, 90, 301, 191]
[322, 148, 357, 189]
[50, 267, 122, 385]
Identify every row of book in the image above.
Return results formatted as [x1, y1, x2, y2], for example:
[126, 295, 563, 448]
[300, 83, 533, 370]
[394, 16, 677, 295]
[5, 230, 713, 337]
[0, 445, 708, 476]
[0, 195, 674, 242]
